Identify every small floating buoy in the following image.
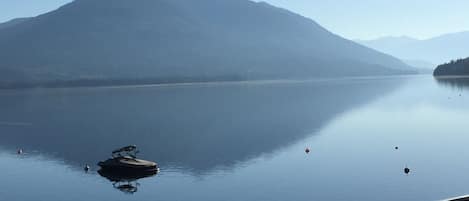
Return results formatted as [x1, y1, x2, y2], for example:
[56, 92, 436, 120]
[395, 146, 399, 150]
[84, 164, 90, 172]
[404, 167, 410, 175]
[17, 149, 23, 155]
[305, 148, 310, 154]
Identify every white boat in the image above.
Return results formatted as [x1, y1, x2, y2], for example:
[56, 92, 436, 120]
[98, 145, 158, 172]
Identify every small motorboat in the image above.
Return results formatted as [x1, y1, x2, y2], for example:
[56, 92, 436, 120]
[98, 145, 158, 172]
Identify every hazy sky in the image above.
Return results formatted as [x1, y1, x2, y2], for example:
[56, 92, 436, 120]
[1, 0, 468, 40]
[0, 0, 71, 21]
[263, 0, 469, 40]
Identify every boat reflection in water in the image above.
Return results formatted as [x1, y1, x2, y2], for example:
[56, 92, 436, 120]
[97, 145, 159, 194]
[98, 168, 158, 194]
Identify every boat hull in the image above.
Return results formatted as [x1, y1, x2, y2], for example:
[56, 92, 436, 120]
[98, 157, 158, 173]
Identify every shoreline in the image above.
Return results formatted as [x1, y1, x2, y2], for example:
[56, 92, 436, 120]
[0, 74, 425, 91]
[434, 75, 469, 79]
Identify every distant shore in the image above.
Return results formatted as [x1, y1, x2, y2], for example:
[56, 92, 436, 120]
[0, 74, 424, 91]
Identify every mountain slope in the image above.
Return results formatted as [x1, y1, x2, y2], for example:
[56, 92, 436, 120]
[358, 32, 469, 68]
[0, 0, 414, 86]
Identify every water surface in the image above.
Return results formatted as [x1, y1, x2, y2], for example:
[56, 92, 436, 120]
[0, 75, 467, 201]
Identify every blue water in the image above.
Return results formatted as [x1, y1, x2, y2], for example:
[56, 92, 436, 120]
[0, 75, 468, 201]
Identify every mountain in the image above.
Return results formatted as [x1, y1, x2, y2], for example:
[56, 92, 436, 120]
[0, 0, 415, 87]
[434, 57, 469, 76]
[357, 32, 469, 68]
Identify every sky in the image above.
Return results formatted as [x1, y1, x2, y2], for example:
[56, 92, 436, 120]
[0, 0, 469, 40]
[0, 0, 71, 21]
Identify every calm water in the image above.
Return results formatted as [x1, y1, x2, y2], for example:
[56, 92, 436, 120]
[0, 75, 468, 201]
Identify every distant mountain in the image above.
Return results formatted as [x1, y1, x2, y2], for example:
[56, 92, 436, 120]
[434, 57, 469, 76]
[356, 36, 419, 49]
[0, 0, 414, 87]
[357, 32, 469, 68]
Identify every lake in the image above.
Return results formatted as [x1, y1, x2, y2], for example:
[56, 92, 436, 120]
[0, 75, 468, 201]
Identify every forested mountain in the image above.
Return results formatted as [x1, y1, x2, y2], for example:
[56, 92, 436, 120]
[0, 0, 415, 87]
[434, 57, 469, 76]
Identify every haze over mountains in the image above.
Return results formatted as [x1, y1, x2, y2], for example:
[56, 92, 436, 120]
[358, 32, 469, 68]
[0, 0, 415, 87]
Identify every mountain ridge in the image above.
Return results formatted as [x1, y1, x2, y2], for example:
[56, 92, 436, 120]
[0, 17, 31, 29]
[358, 31, 469, 68]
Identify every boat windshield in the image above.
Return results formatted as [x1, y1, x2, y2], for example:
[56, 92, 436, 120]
[112, 145, 139, 158]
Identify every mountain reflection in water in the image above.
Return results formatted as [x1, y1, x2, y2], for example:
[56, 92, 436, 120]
[0, 78, 404, 174]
